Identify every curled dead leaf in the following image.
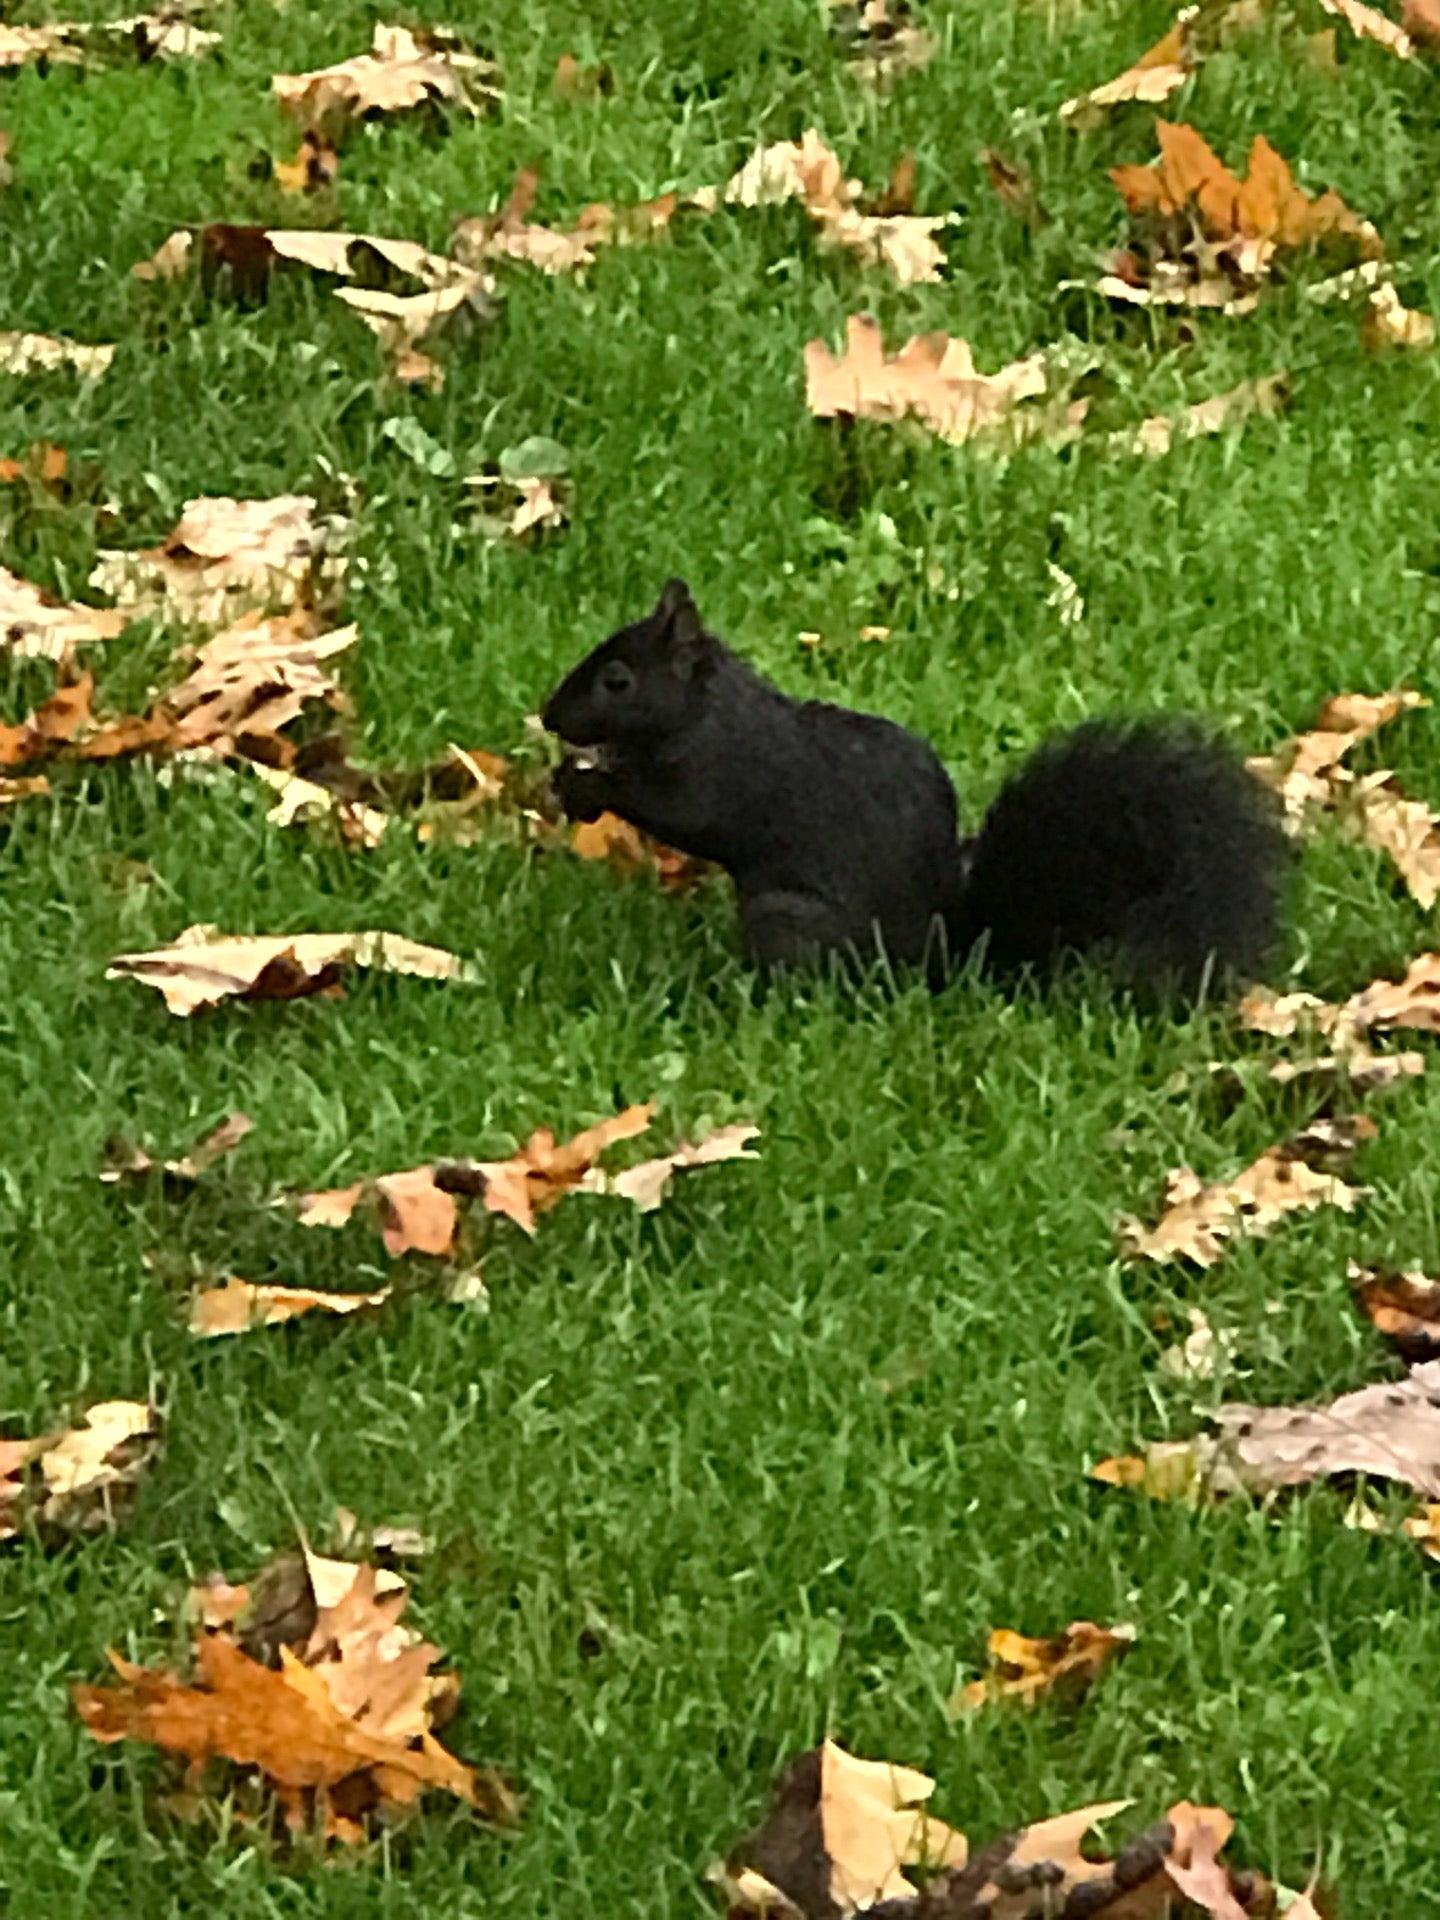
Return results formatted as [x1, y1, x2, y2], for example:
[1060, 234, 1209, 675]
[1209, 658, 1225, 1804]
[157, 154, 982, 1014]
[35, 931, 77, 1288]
[189, 1278, 391, 1338]
[107, 925, 469, 1017]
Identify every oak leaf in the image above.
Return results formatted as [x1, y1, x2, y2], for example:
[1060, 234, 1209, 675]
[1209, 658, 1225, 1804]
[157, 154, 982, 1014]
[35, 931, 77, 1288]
[1350, 1259, 1440, 1362]
[1, 1399, 159, 1541]
[1245, 954, 1440, 1055]
[1119, 1115, 1374, 1267]
[90, 495, 351, 629]
[107, 925, 469, 1017]
[1247, 686, 1427, 827]
[1060, 17, 1192, 124]
[805, 315, 1080, 448]
[189, 1278, 391, 1338]
[1406, 0, 1440, 36]
[273, 24, 500, 130]
[952, 1620, 1135, 1713]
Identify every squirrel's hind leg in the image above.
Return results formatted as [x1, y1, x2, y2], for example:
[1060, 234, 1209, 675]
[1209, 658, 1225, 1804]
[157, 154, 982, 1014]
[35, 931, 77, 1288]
[739, 888, 858, 969]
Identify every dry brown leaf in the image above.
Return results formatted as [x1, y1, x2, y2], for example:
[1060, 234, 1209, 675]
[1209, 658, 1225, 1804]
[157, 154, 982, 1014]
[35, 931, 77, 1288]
[1165, 1816, 1253, 1919]
[275, 132, 340, 195]
[1350, 1259, 1440, 1362]
[1060, 17, 1192, 124]
[1103, 1362, 1440, 1501]
[592, 1124, 761, 1211]
[570, 811, 712, 891]
[1158, 1305, 1240, 1379]
[0, 673, 97, 765]
[91, 495, 351, 630]
[189, 1577, 252, 1630]
[727, 1740, 968, 1913]
[107, 925, 469, 1017]
[980, 148, 1049, 229]
[1361, 282, 1436, 349]
[1, 1400, 159, 1541]
[190, 1277, 391, 1338]
[0, 329, 114, 378]
[722, 130, 949, 284]
[1119, 1114, 1374, 1266]
[952, 1621, 1135, 1713]
[0, 439, 68, 488]
[1241, 955, 1440, 1092]
[1343, 770, 1440, 906]
[302, 1563, 447, 1741]
[273, 24, 500, 128]
[1247, 686, 1427, 828]
[100, 1110, 252, 1183]
[805, 315, 1081, 449]
[132, 229, 195, 281]
[0, 773, 49, 807]
[0, 568, 129, 659]
[1118, 371, 1289, 455]
[453, 167, 678, 278]
[74, 1633, 478, 1827]
[1320, 0, 1415, 54]
[0, 16, 217, 68]
[298, 1104, 662, 1249]
[828, 0, 936, 85]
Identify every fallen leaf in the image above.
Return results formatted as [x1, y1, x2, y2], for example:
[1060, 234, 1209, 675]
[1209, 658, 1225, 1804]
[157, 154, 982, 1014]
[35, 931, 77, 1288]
[0, 674, 98, 765]
[827, 0, 937, 85]
[1, 1400, 159, 1541]
[1105, 120, 1380, 311]
[1242, 954, 1440, 1086]
[953, 1620, 1135, 1713]
[1117, 371, 1289, 455]
[727, 1740, 968, 1913]
[0, 129, 11, 187]
[91, 495, 351, 630]
[0, 15, 217, 69]
[453, 167, 678, 278]
[980, 147, 1049, 228]
[0, 328, 114, 378]
[0, 568, 129, 659]
[273, 24, 500, 129]
[806, 314, 1084, 450]
[1247, 686, 1427, 828]
[1361, 282, 1436, 349]
[0, 773, 49, 807]
[722, 130, 950, 284]
[1166, 1816, 1254, 1919]
[189, 1577, 252, 1630]
[189, 1278, 391, 1338]
[1350, 1259, 1440, 1362]
[1060, 16, 1192, 124]
[569, 810, 712, 890]
[1346, 769, 1440, 907]
[100, 1110, 252, 1183]
[132, 228, 195, 281]
[592, 1124, 760, 1211]
[107, 925, 469, 1017]
[274, 132, 340, 195]
[1319, 0, 1415, 55]
[1093, 1439, 1220, 1501]
[1119, 1115, 1374, 1266]
[1158, 1305, 1241, 1380]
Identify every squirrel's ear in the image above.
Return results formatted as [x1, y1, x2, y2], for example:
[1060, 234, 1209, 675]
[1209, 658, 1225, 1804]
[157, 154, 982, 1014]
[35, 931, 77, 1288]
[654, 577, 709, 676]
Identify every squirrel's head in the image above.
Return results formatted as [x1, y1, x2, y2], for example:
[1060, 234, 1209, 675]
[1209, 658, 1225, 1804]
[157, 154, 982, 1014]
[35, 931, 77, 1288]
[542, 578, 716, 748]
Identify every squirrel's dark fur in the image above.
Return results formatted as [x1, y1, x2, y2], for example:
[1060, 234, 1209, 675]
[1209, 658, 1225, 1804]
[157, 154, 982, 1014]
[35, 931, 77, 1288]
[542, 579, 1287, 992]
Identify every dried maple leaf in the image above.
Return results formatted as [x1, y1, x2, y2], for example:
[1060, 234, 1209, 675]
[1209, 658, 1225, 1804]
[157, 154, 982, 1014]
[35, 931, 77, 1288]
[273, 24, 500, 130]
[1119, 1114, 1374, 1267]
[721, 130, 949, 284]
[591, 1124, 760, 1211]
[1, 1400, 159, 1542]
[1116, 372, 1289, 456]
[805, 315, 1082, 449]
[1350, 1259, 1440, 1362]
[1320, 0, 1415, 54]
[1, 569, 128, 660]
[101, 1110, 252, 1183]
[0, 328, 114, 377]
[91, 495, 351, 630]
[107, 925, 469, 1017]
[1247, 686, 1426, 828]
[190, 1278, 391, 1338]
[952, 1621, 1135, 1713]
[569, 810, 712, 890]
[726, 1740, 968, 1913]
[303, 1563, 446, 1741]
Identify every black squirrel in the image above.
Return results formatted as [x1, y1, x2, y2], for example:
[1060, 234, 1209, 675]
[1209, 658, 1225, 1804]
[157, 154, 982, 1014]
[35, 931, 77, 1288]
[541, 579, 1286, 991]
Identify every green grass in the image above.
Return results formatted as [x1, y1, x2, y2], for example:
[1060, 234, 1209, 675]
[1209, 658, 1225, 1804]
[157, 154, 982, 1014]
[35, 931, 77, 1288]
[3, 0, 1440, 1912]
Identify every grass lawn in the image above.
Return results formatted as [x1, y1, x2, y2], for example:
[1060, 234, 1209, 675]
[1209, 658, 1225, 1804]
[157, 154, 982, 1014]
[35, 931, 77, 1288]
[4, 0, 1440, 1912]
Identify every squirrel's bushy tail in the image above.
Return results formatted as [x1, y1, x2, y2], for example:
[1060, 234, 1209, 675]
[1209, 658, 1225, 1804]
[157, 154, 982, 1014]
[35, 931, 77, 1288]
[949, 719, 1288, 991]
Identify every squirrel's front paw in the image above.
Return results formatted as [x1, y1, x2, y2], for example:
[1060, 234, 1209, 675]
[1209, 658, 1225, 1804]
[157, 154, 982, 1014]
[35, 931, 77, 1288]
[552, 753, 614, 823]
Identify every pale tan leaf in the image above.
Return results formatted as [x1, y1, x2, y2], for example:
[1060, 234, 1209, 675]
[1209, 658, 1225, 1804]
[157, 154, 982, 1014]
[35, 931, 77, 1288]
[376, 1168, 457, 1257]
[0, 567, 129, 659]
[1119, 1115, 1374, 1266]
[1362, 283, 1435, 349]
[107, 926, 468, 1017]
[273, 23, 500, 126]
[1247, 687, 1427, 828]
[132, 229, 195, 282]
[0, 329, 114, 377]
[1117, 371, 1288, 455]
[295, 1181, 366, 1228]
[0, 774, 50, 807]
[1319, 0, 1415, 55]
[100, 1111, 253, 1183]
[91, 495, 351, 629]
[162, 609, 357, 752]
[250, 763, 391, 847]
[0, 24, 84, 66]
[1214, 1359, 1440, 1497]
[189, 1278, 391, 1338]
[1346, 769, 1440, 907]
[301, 1549, 406, 1611]
[596, 1124, 760, 1212]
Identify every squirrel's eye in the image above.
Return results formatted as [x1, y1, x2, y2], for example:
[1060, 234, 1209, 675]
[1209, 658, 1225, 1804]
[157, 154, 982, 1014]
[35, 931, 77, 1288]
[600, 662, 635, 697]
